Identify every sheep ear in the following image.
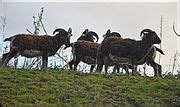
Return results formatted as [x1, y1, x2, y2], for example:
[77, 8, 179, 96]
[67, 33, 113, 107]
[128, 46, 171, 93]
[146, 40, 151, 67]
[68, 27, 72, 34]
[107, 29, 111, 34]
[81, 29, 89, 36]
[84, 29, 89, 34]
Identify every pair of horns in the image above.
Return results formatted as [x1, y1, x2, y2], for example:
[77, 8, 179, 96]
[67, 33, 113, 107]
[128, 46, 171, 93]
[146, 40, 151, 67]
[53, 27, 72, 35]
[140, 29, 153, 37]
[104, 29, 121, 38]
[82, 29, 99, 42]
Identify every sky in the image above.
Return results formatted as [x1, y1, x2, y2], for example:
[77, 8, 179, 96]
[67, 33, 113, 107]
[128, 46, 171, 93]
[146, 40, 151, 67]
[0, 1, 179, 75]
[0, 0, 178, 2]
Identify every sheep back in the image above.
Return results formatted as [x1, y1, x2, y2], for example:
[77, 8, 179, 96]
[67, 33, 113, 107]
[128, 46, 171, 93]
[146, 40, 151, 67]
[11, 34, 59, 55]
[97, 37, 151, 64]
[73, 40, 100, 60]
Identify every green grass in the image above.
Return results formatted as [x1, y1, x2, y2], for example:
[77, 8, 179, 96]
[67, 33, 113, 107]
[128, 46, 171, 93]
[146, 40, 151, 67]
[0, 68, 180, 106]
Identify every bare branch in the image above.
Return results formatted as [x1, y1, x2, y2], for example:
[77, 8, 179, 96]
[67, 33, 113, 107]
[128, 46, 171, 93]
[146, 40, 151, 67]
[55, 53, 68, 64]
[173, 22, 180, 37]
[26, 28, 33, 34]
[40, 20, 48, 35]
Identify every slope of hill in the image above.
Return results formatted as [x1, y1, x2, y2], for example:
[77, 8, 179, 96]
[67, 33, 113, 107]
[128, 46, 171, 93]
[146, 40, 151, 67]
[0, 68, 179, 106]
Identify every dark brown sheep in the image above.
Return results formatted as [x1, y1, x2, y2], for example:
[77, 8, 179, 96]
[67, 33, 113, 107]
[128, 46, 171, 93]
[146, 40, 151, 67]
[96, 29, 162, 76]
[69, 29, 99, 72]
[101, 29, 164, 76]
[1, 28, 72, 68]
[70, 41, 100, 72]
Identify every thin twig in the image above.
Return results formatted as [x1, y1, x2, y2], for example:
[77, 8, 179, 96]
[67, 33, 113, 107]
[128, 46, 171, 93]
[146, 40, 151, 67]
[26, 28, 33, 34]
[40, 20, 48, 35]
[55, 53, 68, 64]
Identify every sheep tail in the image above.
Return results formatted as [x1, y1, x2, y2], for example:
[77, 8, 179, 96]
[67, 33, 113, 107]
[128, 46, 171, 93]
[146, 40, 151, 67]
[4, 37, 13, 42]
[96, 44, 109, 64]
[155, 46, 164, 55]
[96, 50, 103, 64]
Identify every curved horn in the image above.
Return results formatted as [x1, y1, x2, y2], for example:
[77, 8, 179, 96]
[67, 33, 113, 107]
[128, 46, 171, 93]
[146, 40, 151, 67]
[53, 28, 62, 35]
[112, 32, 121, 38]
[173, 22, 180, 37]
[140, 29, 152, 37]
[88, 31, 99, 42]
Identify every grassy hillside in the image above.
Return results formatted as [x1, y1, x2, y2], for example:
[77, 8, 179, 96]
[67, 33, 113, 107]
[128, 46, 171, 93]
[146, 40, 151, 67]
[0, 68, 180, 106]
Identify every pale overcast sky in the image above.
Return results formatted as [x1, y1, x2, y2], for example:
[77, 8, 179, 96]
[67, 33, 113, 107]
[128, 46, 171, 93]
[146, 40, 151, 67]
[0, 1, 179, 74]
[0, 0, 178, 2]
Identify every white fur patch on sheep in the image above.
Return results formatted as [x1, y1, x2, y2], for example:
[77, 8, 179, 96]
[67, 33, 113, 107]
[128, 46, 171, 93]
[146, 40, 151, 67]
[108, 54, 132, 65]
[21, 50, 43, 58]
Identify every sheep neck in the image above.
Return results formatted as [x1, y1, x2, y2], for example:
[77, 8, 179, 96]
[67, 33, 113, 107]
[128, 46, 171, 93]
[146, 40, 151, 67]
[50, 36, 64, 55]
[135, 39, 153, 63]
[53, 36, 64, 48]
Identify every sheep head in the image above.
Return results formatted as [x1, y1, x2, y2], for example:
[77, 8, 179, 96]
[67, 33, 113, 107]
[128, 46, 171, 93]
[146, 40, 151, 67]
[140, 29, 161, 44]
[53, 27, 72, 48]
[78, 29, 99, 42]
[103, 29, 121, 39]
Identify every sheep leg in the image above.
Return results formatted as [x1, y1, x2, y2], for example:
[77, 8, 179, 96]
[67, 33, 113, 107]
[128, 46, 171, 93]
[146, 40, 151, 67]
[73, 60, 80, 71]
[132, 65, 136, 76]
[90, 65, 95, 72]
[96, 63, 103, 73]
[1, 49, 19, 67]
[124, 65, 130, 75]
[152, 63, 158, 77]
[154, 67, 158, 76]
[68, 60, 74, 70]
[2, 53, 9, 63]
[104, 65, 108, 74]
[116, 65, 120, 73]
[157, 64, 162, 77]
[113, 65, 120, 73]
[134, 65, 137, 74]
[113, 66, 117, 73]
[42, 55, 48, 68]
[146, 59, 161, 77]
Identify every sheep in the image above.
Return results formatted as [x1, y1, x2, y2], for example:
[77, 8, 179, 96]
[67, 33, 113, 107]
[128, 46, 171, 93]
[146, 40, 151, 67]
[1, 28, 72, 68]
[101, 29, 164, 76]
[70, 41, 100, 72]
[68, 29, 99, 72]
[96, 29, 162, 76]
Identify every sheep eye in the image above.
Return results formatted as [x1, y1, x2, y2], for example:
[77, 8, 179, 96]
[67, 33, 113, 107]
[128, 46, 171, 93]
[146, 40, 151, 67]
[68, 33, 72, 38]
